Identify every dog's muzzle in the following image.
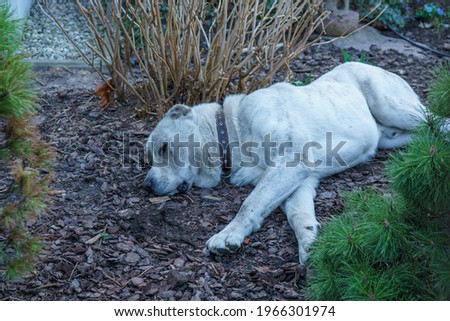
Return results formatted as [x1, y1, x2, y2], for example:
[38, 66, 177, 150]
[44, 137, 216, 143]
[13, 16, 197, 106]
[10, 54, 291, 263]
[177, 181, 189, 193]
[143, 176, 189, 195]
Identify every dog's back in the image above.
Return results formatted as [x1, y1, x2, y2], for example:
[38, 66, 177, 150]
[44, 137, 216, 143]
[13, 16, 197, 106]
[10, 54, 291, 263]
[316, 62, 425, 131]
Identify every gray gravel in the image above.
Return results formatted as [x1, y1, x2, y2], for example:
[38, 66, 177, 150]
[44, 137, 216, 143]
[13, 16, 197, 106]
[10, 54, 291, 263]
[22, 2, 93, 60]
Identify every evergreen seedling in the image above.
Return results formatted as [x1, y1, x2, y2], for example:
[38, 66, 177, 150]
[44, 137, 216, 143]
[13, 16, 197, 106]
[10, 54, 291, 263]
[0, 1, 52, 278]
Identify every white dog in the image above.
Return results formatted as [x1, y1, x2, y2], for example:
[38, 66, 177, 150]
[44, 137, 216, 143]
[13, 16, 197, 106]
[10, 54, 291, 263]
[144, 62, 424, 264]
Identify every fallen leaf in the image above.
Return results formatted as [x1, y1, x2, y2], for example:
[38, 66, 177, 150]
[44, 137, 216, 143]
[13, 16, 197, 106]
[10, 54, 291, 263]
[94, 79, 114, 108]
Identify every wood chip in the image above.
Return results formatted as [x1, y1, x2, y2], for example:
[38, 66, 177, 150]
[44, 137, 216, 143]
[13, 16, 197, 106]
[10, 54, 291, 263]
[147, 248, 169, 255]
[201, 195, 222, 201]
[149, 196, 171, 204]
[85, 233, 102, 245]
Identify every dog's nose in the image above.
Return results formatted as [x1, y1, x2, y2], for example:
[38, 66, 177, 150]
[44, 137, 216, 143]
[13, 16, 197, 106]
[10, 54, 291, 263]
[177, 181, 189, 193]
[143, 176, 154, 191]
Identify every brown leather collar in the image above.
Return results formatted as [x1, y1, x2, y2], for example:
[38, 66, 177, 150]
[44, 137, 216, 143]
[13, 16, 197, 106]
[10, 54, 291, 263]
[215, 106, 232, 178]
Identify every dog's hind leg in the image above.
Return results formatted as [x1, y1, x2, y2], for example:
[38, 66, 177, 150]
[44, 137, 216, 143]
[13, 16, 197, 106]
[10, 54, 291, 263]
[367, 96, 425, 136]
[281, 176, 320, 264]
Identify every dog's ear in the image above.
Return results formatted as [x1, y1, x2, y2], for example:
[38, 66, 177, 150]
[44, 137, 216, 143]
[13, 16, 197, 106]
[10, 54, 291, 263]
[167, 104, 192, 119]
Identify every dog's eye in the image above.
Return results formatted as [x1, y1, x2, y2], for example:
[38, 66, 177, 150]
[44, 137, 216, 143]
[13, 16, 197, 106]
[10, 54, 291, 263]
[159, 142, 168, 156]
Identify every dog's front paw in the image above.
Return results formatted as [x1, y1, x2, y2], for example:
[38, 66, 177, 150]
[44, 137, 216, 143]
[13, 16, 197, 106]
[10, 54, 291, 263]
[205, 228, 245, 255]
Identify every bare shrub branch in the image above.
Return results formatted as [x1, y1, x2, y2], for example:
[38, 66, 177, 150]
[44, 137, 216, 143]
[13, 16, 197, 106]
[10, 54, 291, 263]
[44, 0, 326, 116]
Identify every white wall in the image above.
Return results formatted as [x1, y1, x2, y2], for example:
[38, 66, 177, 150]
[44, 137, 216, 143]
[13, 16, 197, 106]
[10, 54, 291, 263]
[7, 0, 33, 20]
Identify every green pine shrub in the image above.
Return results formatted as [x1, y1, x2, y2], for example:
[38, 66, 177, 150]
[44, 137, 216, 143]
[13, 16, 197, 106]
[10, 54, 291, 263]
[306, 190, 433, 300]
[0, 1, 52, 279]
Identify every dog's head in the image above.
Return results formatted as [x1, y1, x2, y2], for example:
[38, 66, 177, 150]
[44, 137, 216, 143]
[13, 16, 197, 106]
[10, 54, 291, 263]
[144, 103, 221, 195]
